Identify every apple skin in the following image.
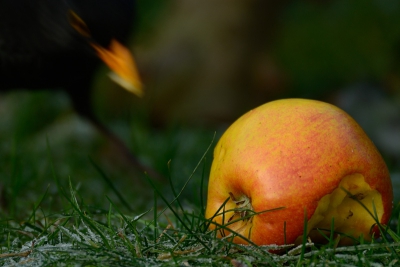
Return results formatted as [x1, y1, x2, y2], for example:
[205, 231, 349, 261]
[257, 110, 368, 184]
[205, 98, 393, 246]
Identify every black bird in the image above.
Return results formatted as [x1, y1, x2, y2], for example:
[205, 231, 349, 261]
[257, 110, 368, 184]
[0, 1, 147, 172]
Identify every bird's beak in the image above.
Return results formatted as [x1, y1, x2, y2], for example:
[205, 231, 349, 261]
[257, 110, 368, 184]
[90, 40, 143, 97]
[68, 10, 143, 97]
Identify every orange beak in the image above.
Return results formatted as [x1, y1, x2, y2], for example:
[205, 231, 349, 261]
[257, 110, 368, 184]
[91, 40, 143, 97]
[69, 10, 143, 97]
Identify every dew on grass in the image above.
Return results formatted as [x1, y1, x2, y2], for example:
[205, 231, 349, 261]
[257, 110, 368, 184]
[58, 226, 82, 243]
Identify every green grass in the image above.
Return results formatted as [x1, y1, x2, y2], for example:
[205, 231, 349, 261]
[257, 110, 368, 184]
[1, 92, 400, 266]
[1, 155, 400, 266]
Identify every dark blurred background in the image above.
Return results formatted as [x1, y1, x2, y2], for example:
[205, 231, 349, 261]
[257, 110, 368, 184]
[134, 0, 400, 199]
[1, 0, 400, 212]
[133, 0, 400, 166]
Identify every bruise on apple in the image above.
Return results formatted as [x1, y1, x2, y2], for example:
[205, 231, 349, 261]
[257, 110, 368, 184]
[297, 173, 384, 245]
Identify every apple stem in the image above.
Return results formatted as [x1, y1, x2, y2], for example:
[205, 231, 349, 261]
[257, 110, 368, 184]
[228, 192, 254, 224]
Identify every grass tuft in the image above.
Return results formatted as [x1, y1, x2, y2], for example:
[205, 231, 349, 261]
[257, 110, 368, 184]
[0, 129, 399, 266]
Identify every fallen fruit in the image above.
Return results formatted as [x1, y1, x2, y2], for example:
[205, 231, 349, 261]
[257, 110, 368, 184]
[205, 98, 393, 246]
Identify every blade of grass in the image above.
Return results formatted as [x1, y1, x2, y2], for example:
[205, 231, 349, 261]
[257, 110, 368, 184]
[341, 187, 399, 258]
[297, 208, 308, 267]
[89, 157, 133, 212]
[167, 133, 215, 207]
[154, 188, 158, 244]
[64, 178, 112, 249]
[200, 157, 207, 216]
[166, 160, 189, 223]
[147, 133, 215, 231]
[205, 219, 277, 265]
[329, 217, 335, 248]
[203, 197, 230, 233]
[46, 137, 68, 200]
[108, 203, 112, 229]
[105, 195, 149, 257]
[27, 184, 50, 223]
[144, 173, 211, 252]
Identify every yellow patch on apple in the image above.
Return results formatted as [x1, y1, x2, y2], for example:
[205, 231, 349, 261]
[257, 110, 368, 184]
[205, 99, 393, 246]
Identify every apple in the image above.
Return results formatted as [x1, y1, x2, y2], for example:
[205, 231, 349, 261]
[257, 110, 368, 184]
[205, 98, 393, 246]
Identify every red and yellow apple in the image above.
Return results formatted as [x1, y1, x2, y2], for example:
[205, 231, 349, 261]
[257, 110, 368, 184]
[205, 98, 393, 246]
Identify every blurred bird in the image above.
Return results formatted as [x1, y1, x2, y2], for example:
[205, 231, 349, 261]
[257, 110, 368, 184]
[0, 1, 149, 173]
